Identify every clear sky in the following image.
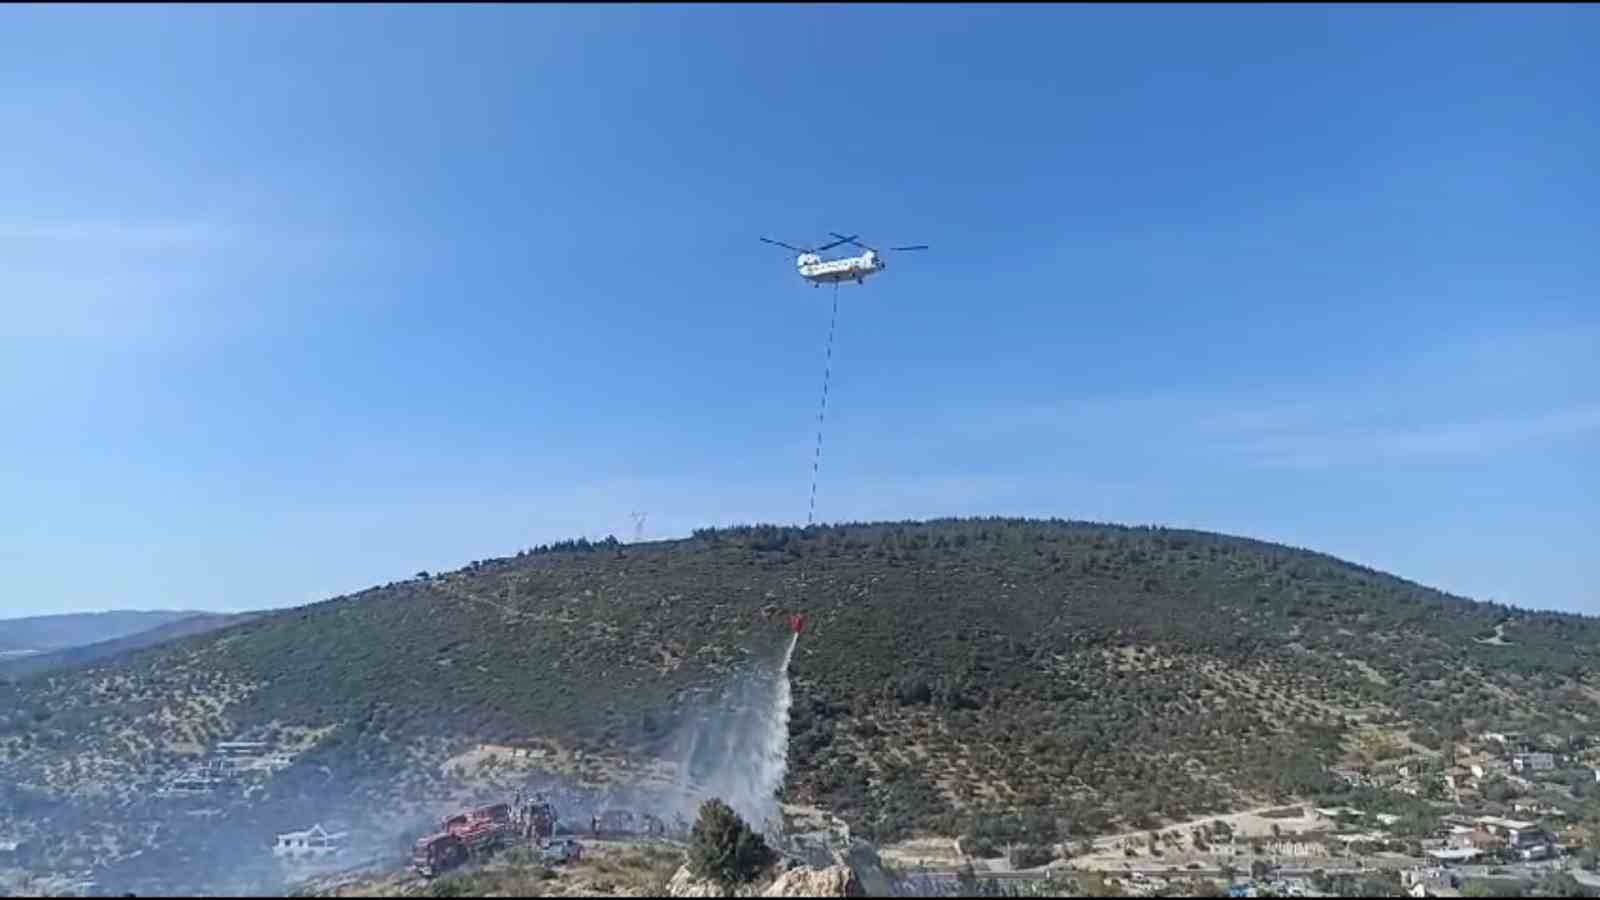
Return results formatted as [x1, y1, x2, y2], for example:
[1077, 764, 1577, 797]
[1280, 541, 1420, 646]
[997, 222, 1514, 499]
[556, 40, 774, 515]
[2, 5, 1595, 619]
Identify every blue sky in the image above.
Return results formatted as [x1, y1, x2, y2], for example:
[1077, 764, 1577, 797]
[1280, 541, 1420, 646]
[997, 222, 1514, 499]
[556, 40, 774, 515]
[2, 5, 1595, 619]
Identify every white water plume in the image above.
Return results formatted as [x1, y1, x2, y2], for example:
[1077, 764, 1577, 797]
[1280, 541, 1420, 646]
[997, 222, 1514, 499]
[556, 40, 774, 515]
[656, 632, 798, 837]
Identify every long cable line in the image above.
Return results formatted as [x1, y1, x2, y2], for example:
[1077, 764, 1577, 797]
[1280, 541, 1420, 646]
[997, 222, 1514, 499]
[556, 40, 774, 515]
[799, 281, 841, 598]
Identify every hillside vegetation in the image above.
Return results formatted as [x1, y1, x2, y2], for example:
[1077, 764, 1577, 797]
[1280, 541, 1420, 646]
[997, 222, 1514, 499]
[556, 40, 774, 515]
[3, 518, 1598, 862]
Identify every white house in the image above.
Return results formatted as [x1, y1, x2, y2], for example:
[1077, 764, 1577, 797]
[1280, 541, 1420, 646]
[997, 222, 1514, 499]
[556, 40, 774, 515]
[273, 824, 348, 860]
[1512, 752, 1555, 773]
[1427, 848, 1483, 864]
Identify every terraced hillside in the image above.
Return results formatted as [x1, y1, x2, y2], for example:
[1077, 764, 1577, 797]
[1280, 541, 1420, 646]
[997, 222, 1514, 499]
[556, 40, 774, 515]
[2, 518, 1598, 880]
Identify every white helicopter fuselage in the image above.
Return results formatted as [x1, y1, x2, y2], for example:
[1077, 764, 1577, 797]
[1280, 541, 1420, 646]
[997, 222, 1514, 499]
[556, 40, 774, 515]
[796, 250, 885, 285]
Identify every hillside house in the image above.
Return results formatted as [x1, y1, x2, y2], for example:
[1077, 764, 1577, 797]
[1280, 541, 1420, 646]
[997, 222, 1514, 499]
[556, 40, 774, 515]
[1512, 752, 1555, 773]
[1446, 827, 1495, 851]
[163, 769, 229, 796]
[1328, 767, 1366, 788]
[1427, 848, 1483, 865]
[215, 740, 270, 758]
[273, 824, 348, 859]
[1402, 868, 1460, 892]
[1475, 816, 1535, 837]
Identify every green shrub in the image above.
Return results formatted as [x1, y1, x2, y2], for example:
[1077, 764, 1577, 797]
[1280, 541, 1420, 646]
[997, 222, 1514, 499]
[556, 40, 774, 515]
[688, 798, 774, 885]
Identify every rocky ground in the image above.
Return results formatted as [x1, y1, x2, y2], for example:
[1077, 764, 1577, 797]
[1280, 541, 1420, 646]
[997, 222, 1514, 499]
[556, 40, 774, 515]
[295, 837, 867, 899]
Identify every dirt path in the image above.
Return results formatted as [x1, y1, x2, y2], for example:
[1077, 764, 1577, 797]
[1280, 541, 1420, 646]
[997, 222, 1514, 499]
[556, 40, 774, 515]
[1085, 804, 1329, 850]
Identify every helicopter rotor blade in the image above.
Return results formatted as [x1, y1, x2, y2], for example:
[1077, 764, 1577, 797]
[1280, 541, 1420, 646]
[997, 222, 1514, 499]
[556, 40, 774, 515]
[819, 233, 861, 252]
[760, 237, 809, 254]
[888, 245, 929, 251]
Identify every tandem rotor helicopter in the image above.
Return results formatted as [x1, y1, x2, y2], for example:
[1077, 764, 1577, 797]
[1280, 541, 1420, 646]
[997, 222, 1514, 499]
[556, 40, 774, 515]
[760, 232, 928, 286]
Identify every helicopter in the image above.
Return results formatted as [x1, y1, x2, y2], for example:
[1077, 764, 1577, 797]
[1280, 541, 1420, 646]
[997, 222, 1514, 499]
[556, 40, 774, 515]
[760, 232, 928, 286]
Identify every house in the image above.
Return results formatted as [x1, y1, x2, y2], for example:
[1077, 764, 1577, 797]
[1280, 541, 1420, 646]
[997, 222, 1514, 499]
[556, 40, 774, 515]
[1447, 828, 1495, 851]
[1475, 816, 1535, 837]
[1427, 848, 1483, 865]
[1507, 827, 1553, 856]
[163, 770, 229, 796]
[1329, 768, 1365, 788]
[272, 824, 348, 859]
[1403, 867, 1459, 893]
[1516, 843, 1552, 862]
[1471, 765, 1486, 779]
[215, 740, 271, 758]
[1512, 752, 1555, 773]
[1408, 884, 1429, 898]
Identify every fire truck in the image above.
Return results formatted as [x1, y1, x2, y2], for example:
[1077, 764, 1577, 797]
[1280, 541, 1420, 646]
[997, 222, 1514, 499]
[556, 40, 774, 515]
[410, 803, 516, 877]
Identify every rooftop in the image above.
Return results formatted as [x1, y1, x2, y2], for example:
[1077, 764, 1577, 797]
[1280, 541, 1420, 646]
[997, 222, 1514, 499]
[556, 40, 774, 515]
[1475, 816, 1535, 831]
[1427, 848, 1483, 862]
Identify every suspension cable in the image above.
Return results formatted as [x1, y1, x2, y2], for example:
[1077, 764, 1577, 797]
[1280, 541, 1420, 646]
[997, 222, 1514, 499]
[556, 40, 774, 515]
[799, 281, 840, 597]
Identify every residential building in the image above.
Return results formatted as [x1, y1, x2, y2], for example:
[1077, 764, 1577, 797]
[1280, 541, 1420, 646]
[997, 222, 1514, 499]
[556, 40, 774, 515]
[1512, 752, 1555, 773]
[1475, 816, 1535, 836]
[273, 824, 348, 859]
[1427, 848, 1483, 865]
[1447, 828, 1495, 851]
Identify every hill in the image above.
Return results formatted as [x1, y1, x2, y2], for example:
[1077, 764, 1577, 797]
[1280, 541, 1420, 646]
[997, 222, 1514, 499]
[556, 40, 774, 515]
[2, 517, 1598, 890]
[0, 609, 209, 653]
[0, 611, 255, 681]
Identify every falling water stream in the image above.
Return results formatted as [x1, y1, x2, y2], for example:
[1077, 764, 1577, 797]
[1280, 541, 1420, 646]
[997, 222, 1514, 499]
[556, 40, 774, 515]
[646, 631, 797, 837]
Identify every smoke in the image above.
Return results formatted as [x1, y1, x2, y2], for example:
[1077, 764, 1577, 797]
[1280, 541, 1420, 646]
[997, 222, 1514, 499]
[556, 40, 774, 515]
[65, 634, 804, 896]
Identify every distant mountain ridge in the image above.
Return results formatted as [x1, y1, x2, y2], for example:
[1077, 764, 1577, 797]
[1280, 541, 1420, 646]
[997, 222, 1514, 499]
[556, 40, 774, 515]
[0, 611, 257, 680]
[0, 609, 208, 652]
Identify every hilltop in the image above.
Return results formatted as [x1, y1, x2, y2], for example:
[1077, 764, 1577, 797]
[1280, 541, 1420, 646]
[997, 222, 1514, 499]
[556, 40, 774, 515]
[2, 517, 1598, 888]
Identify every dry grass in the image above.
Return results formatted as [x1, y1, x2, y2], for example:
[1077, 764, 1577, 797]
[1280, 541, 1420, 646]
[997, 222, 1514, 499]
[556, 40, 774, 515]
[321, 844, 682, 898]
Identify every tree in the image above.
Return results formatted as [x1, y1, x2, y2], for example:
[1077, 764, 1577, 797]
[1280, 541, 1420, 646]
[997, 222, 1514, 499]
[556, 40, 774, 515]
[688, 798, 774, 885]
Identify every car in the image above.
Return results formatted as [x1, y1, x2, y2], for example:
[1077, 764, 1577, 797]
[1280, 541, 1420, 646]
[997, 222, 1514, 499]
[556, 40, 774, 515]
[539, 838, 583, 864]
